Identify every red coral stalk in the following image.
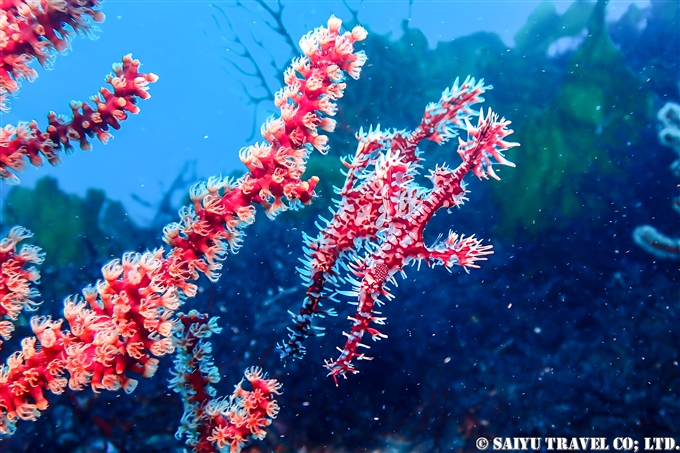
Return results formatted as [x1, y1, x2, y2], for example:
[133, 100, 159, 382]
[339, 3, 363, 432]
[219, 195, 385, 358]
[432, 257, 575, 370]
[170, 311, 281, 453]
[0, 0, 105, 103]
[0, 15, 366, 436]
[0, 1, 157, 183]
[0, 227, 43, 348]
[0, 54, 158, 183]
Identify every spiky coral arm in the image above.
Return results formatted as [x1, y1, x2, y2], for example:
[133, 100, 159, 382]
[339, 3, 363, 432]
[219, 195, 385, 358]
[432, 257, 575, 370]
[278, 78, 504, 362]
[0, 0, 105, 104]
[0, 55, 158, 183]
[0, 2, 155, 184]
[0, 227, 44, 348]
[633, 102, 680, 260]
[0, 16, 366, 435]
[170, 311, 281, 453]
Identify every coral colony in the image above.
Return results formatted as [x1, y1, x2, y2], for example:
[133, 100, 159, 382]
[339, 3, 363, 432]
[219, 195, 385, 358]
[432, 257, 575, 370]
[0, 2, 517, 452]
[633, 102, 680, 260]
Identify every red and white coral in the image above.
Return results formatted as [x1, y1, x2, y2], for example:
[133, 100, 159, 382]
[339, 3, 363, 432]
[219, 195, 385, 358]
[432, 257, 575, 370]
[0, 0, 105, 106]
[0, 15, 366, 439]
[170, 311, 281, 453]
[0, 227, 43, 348]
[0, 0, 157, 183]
[0, 54, 158, 183]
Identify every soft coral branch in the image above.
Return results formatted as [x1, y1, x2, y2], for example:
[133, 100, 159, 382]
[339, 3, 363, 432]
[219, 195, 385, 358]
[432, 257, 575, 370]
[0, 0, 105, 106]
[0, 54, 158, 183]
[0, 227, 44, 349]
[170, 311, 281, 453]
[0, 15, 366, 438]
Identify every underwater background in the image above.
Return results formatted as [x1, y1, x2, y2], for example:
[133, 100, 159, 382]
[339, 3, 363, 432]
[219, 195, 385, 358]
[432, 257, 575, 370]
[0, 0, 679, 451]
